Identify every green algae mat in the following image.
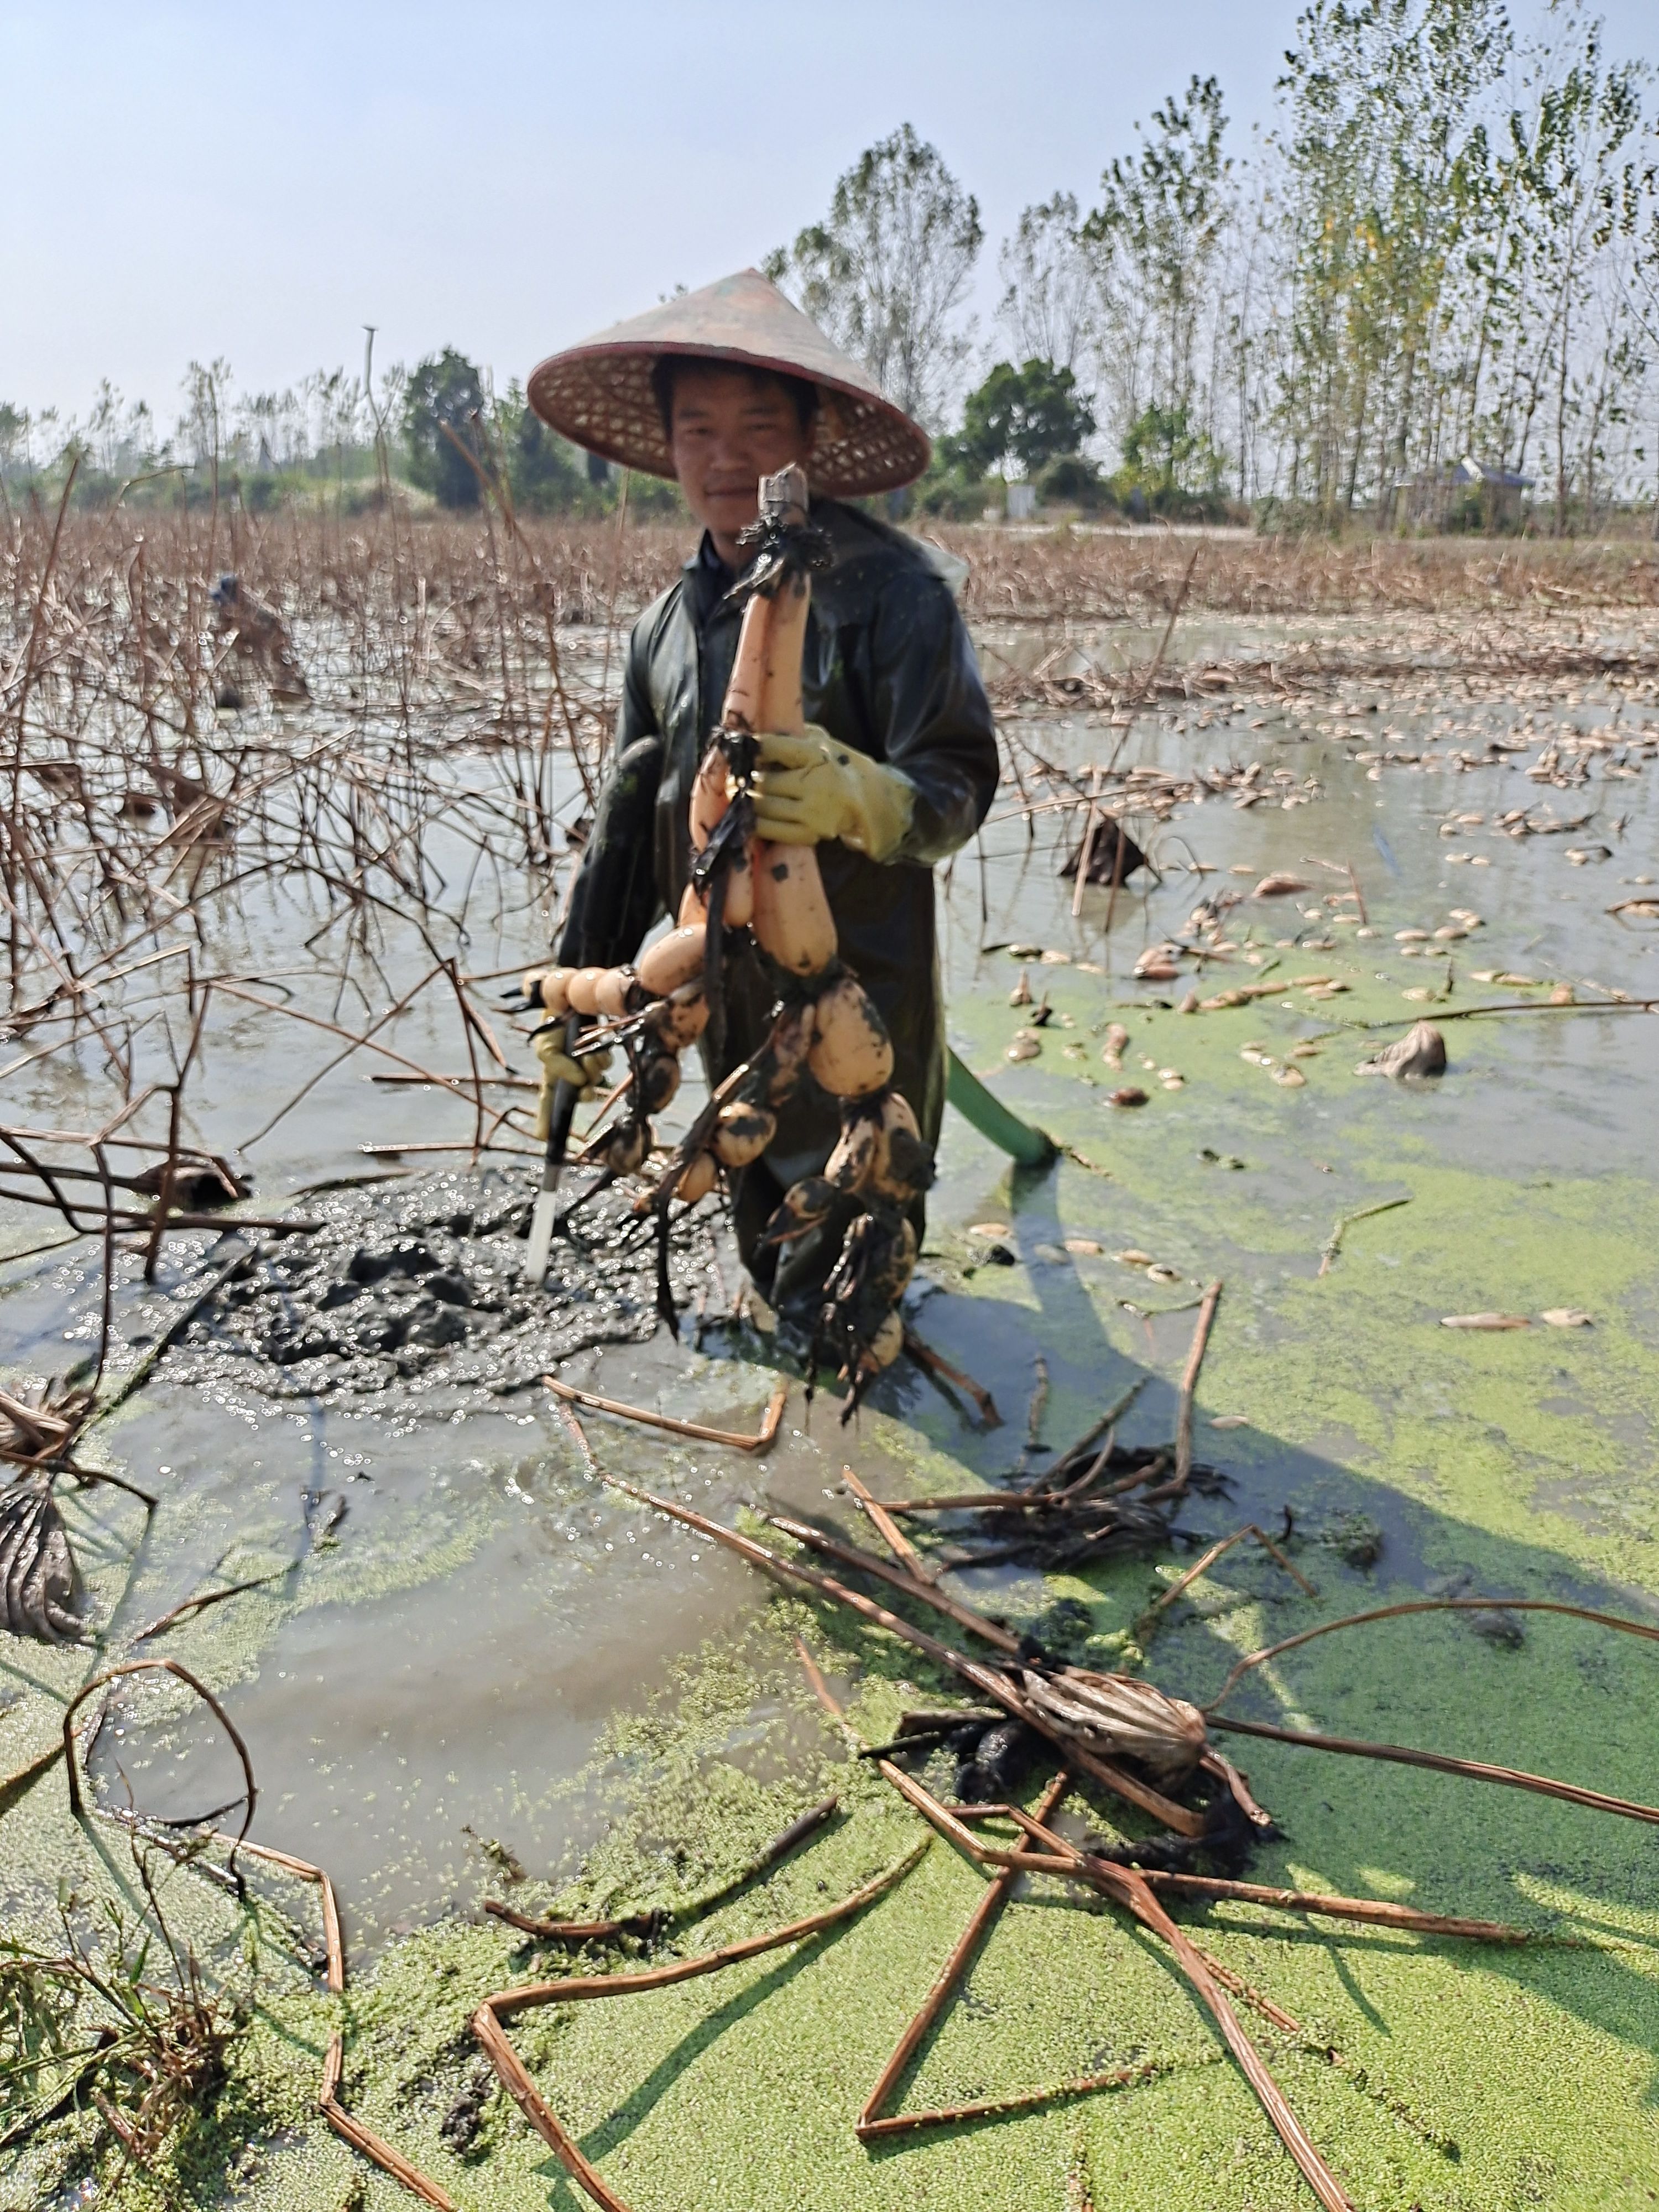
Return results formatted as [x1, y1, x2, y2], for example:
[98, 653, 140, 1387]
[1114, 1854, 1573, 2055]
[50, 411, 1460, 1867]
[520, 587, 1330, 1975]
[8, 722, 1659, 2208]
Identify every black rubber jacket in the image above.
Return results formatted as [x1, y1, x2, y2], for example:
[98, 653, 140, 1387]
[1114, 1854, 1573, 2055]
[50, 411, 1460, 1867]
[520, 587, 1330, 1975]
[556, 498, 998, 1306]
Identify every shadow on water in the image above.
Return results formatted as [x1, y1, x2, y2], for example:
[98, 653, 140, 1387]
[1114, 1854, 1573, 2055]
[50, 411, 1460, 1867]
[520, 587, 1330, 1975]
[795, 1162, 1659, 2126]
[77, 1141, 1659, 2118]
[542, 1924, 865, 2198]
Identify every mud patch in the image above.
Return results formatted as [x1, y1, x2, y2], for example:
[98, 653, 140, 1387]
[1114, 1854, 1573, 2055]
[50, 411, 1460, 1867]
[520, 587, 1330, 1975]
[164, 1167, 722, 1407]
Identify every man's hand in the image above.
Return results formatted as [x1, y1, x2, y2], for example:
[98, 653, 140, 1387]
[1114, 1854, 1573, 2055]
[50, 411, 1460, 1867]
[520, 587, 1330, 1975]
[532, 1028, 612, 1139]
[752, 725, 915, 862]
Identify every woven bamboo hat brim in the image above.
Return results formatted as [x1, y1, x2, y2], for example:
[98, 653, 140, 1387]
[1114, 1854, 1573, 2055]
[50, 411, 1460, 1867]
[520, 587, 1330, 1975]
[527, 268, 931, 498]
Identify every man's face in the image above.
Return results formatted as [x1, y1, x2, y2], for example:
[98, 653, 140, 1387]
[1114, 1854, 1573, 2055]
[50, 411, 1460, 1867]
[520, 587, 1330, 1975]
[669, 366, 813, 552]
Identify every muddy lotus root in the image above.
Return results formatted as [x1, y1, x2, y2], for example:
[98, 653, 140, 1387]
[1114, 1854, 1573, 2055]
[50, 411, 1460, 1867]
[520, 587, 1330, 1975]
[518, 469, 928, 1394]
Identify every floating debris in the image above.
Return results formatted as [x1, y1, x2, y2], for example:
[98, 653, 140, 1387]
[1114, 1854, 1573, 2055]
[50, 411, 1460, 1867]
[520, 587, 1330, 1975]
[1356, 1021, 1447, 1078]
[0, 1475, 83, 1643]
[1316, 1511, 1385, 1569]
[1061, 817, 1147, 886]
[1441, 1312, 1531, 1330]
[1317, 1196, 1411, 1276]
[1469, 1609, 1526, 1650]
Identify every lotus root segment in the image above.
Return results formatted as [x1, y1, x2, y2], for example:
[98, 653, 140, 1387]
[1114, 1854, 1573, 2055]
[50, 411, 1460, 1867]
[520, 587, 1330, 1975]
[518, 464, 931, 1386]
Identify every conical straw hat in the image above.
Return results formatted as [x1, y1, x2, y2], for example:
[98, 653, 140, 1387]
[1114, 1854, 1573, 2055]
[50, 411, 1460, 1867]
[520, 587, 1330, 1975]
[527, 268, 931, 498]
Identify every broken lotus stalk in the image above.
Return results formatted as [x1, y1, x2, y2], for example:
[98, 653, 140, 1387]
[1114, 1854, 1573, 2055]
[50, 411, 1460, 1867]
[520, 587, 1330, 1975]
[514, 466, 932, 1392]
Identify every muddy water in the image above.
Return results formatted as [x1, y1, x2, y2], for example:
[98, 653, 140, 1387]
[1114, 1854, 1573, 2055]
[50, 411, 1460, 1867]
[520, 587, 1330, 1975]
[6, 611, 1659, 1946]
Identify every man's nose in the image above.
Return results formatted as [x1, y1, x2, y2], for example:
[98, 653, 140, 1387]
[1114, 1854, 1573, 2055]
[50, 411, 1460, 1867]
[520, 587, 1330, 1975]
[707, 434, 751, 472]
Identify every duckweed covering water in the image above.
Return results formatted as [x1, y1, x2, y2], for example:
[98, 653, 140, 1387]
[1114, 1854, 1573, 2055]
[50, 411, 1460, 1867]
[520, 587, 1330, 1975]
[8, 667, 1659, 2208]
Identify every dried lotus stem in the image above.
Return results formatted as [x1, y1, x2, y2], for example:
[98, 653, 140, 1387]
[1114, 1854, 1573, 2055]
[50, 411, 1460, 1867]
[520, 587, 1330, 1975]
[1134, 1869, 1531, 1943]
[542, 1372, 787, 1453]
[842, 1462, 935, 1580]
[1171, 1279, 1223, 1493]
[209, 1830, 346, 1991]
[1013, 1818, 1355, 2212]
[481, 1841, 926, 2017]
[856, 2060, 1167, 2140]
[64, 1659, 257, 1856]
[472, 1841, 928, 2212]
[901, 1328, 1003, 1427]
[857, 1770, 1069, 2133]
[763, 1511, 1022, 1654]
[1142, 1523, 1318, 1621]
[320, 2034, 458, 2211]
[486, 1900, 662, 1944]
[1206, 1594, 1659, 1710]
[611, 1473, 1203, 1834]
[1208, 1714, 1659, 1824]
[484, 1794, 839, 1944]
[800, 1645, 1350, 2200]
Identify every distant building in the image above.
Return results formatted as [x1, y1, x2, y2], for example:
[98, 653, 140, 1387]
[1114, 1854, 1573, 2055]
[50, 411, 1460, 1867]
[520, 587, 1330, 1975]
[1006, 482, 1038, 521]
[1398, 455, 1533, 531]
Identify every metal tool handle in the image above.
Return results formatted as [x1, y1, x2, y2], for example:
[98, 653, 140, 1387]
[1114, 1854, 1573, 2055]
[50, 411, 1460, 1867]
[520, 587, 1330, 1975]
[524, 1013, 583, 1280]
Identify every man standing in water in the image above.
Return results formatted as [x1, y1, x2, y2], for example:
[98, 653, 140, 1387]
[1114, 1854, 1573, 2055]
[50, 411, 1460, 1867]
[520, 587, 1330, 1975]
[526, 269, 997, 1332]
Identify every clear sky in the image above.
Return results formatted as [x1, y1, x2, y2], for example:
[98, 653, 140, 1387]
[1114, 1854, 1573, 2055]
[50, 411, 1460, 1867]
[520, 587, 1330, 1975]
[3, 0, 1655, 424]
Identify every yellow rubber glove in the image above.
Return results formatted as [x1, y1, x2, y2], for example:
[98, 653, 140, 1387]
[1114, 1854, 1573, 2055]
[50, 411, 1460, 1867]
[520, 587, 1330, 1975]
[531, 1029, 612, 1138]
[752, 726, 915, 862]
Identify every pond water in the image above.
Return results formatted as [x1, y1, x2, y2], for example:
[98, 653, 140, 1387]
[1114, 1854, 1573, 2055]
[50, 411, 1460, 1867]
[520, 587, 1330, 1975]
[6, 609, 1659, 1950]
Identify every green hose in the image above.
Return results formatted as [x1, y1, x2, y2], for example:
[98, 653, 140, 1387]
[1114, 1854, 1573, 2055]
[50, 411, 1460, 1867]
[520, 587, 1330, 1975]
[946, 1048, 1058, 1170]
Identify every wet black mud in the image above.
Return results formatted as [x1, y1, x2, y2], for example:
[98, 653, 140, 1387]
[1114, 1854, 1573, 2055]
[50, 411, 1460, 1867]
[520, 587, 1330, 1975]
[164, 1167, 722, 1406]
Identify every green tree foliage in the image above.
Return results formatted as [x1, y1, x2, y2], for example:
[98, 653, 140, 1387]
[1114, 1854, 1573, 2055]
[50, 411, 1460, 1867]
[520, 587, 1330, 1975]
[402, 348, 487, 509]
[491, 380, 586, 515]
[997, 194, 1098, 374]
[1082, 75, 1234, 455]
[1276, 0, 1512, 521]
[1034, 452, 1111, 510]
[953, 359, 1097, 476]
[1473, 18, 1648, 532]
[1273, 0, 1653, 529]
[509, 411, 584, 515]
[0, 403, 30, 486]
[1114, 403, 1225, 514]
[765, 124, 983, 426]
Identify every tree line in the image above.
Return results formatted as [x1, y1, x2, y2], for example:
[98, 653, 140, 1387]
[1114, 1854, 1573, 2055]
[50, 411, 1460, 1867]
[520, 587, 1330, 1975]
[769, 0, 1659, 532]
[6, 0, 1656, 534]
[0, 350, 650, 523]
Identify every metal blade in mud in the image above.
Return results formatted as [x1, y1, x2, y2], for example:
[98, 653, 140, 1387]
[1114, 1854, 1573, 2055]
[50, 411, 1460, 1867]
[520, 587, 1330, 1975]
[525, 1019, 583, 1282]
[525, 1089, 577, 1281]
